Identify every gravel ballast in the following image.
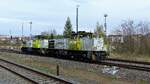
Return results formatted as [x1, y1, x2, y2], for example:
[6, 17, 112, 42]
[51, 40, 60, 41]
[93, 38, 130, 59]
[0, 51, 149, 84]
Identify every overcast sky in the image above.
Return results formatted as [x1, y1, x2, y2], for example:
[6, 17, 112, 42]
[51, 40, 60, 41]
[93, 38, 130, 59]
[0, 0, 150, 36]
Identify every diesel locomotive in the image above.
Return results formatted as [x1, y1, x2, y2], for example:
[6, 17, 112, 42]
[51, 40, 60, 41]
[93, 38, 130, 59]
[21, 31, 109, 62]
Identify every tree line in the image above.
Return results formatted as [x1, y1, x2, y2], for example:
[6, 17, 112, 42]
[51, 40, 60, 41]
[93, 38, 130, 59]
[41, 16, 104, 39]
[111, 20, 150, 55]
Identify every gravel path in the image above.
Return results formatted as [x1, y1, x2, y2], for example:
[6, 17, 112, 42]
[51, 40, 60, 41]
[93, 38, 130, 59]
[0, 52, 150, 84]
[0, 66, 33, 84]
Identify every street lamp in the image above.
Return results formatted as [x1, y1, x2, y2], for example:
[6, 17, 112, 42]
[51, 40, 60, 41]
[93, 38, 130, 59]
[21, 23, 24, 41]
[29, 21, 32, 39]
[104, 14, 108, 35]
[22, 23, 24, 37]
[9, 29, 12, 39]
[76, 5, 79, 35]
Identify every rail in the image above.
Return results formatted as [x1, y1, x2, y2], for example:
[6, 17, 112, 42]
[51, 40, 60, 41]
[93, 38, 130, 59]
[99, 59, 150, 72]
[0, 58, 73, 84]
[0, 64, 38, 84]
[1, 48, 150, 72]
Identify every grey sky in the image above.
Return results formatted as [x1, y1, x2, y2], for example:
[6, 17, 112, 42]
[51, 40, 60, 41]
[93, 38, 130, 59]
[0, 0, 150, 36]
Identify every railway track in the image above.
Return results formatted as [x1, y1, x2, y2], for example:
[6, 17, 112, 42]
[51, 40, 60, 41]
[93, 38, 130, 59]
[99, 59, 150, 72]
[0, 48, 21, 54]
[0, 64, 38, 84]
[1, 48, 150, 72]
[0, 58, 73, 84]
[106, 58, 150, 65]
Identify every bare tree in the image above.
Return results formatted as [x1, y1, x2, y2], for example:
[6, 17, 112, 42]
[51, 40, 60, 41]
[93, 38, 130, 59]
[94, 22, 104, 37]
[136, 21, 150, 54]
[120, 20, 136, 53]
[111, 20, 150, 55]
